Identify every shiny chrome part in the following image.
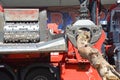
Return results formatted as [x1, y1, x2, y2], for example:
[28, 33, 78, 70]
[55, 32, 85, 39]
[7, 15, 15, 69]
[0, 37, 67, 53]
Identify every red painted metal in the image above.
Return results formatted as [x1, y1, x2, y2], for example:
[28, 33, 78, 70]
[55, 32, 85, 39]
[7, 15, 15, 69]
[59, 30, 105, 80]
[3, 16, 103, 80]
[0, 5, 4, 12]
[93, 30, 106, 52]
[4, 9, 39, 21]
[0, 0, 105, 79]
[47, 23, 62, 34]
[60, 63, 102, 80]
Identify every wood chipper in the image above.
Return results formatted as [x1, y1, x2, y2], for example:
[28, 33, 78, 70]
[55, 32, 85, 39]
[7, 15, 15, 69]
[0, 0, 119, 80]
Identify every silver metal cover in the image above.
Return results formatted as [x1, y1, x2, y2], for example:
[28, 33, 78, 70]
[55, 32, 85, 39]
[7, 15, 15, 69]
[66, 20, 102, 47]
[4, 22, 40, 43]
[0, 37, 67, 53]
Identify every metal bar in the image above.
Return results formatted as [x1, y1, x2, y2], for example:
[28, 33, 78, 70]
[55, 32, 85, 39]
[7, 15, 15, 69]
[0, 37, 67, 54]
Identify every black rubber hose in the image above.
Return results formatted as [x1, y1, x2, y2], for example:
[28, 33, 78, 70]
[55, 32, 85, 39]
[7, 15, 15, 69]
[79, 0, 86, 3]
[91, 0, 97, 24]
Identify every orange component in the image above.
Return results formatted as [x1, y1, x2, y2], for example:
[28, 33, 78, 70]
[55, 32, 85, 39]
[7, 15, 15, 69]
[50, 53, 64, 62]
[0, 5, 4, 12]
[93, 30, 106, 52]
[60, 30, 106, 80]
[47, 23, 61, 34]
[60, 64, 102, 80]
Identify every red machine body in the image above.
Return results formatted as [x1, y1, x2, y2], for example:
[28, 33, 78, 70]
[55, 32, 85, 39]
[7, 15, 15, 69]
[0, 0, 105, 80]
[2, 32, 104, 80]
